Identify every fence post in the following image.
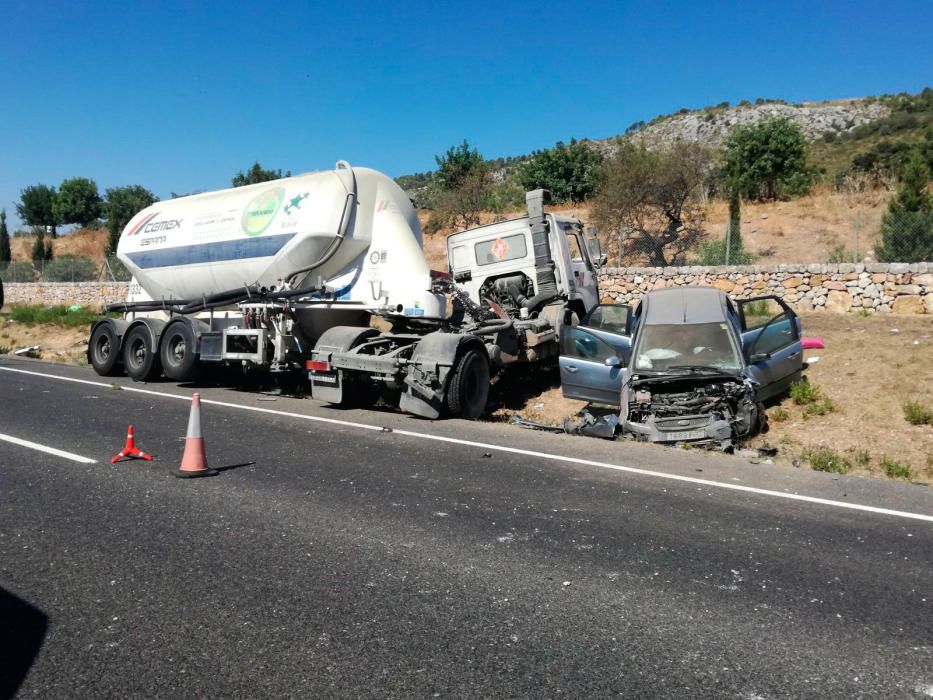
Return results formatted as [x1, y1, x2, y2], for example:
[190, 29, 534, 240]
[854, 210, 861, 263]
[725, 219, 732, 266]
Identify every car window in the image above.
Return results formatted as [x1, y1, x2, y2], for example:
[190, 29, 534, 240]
[583, 305, 630, 334]
[742, 299, 798, 357]
[633, 322, 741, 372]
[561, 327, 622, 364]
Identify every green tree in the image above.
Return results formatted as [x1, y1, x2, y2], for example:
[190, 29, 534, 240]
[54, 177, 103, 228]
[517, 140, 604, 203]
[232, 162, 289, 187]
[593, 141, 712, 266]
[427, 140, 493, 231]
[723, 117, 812, 200]
[104, 185, 159, 256]
[433, 140, 485, 191]
[31, 228, 53, 264]
[16, 184, 61, 238]
[875, 150, 933, 262]
[0, 209, 11, 265]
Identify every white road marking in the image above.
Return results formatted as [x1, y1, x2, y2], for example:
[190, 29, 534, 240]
[0, 431, 97, 464]
[2, 365, 932, 523]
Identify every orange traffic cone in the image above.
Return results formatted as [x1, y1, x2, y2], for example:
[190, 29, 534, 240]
[174, 393, 217, 478]
[111, 425, 153, 463]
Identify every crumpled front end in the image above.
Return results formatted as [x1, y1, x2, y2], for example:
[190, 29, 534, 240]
[620, 374, 761, 450]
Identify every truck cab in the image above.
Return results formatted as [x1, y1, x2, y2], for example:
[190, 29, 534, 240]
[446, 212, 603, 322]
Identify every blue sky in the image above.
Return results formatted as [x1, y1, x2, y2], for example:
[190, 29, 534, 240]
[1, 0, 931, 229]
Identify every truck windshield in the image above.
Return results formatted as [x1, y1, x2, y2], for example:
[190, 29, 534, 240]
[633, 322, 741, 372]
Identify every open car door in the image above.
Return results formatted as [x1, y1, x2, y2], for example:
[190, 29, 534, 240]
[559, 304, 631, 406]
[737, 296, 804, 402]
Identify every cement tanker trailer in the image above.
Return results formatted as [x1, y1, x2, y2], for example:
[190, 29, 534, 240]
[88, 162, 605, 419]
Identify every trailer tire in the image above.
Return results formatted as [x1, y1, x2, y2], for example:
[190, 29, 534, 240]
[89, 322, 123, 376]
[445, 348, 489, 419]
[123, 325, 162, 382]
[160, 321, 202, 382]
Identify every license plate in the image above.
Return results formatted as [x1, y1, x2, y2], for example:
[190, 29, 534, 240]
[310, 371, 338, 385]
[665, 429, 706, 441]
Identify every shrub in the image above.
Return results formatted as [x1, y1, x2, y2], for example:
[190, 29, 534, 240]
[803, 397, 837, 418]
[903, 400, 933, 426]
[0, 260, 38, 282]
[9, 304, 106, 327]
[803, 447, 851, 474]
[790, 379, 820, 405]
[39, 255, 98, 282]
[852, 449, 871, 467]
[693, 238, 756, 265]
[879, 455, 913, 480]
[769, 407, 790, 423]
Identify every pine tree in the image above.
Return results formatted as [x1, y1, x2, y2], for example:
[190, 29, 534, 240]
[875, 150, 933, 262]
[32, 229, 47, 264]
[0, 209, 11, 264]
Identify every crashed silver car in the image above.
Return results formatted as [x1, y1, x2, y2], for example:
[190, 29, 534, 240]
[558, 287, 807, 449]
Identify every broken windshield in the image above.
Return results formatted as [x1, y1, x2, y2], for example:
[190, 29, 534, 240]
[633, 322, 741, 372]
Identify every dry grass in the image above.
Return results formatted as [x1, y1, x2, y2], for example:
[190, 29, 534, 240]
[10, 228, 109, 262]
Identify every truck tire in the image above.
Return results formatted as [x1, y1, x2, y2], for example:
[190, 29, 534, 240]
[445, 348, 489, 419]
[123, 325, 162, 382]
[160, 321, 202, 382]
[89, 322, 123, 376]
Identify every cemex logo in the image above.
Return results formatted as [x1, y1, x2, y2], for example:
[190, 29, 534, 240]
[126, 212, 183, 236]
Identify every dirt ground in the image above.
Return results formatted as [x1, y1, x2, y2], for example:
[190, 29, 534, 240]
[493, 313, 933, 484]
[0, 320, 89, 365]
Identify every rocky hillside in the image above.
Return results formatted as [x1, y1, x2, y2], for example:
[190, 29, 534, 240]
[608, 99, 890, 151]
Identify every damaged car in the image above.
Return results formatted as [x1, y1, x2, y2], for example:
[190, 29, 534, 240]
[558, 287, 806, 449]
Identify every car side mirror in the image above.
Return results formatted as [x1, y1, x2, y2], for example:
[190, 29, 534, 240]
[604, 356, 621, 367]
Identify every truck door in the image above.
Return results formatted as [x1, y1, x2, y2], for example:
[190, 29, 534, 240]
[559, 304, 631, 406]
[737, 296, 803, 401]
[560, 223, 599, 314]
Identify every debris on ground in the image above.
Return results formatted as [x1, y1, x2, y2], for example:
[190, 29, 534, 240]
[510, 409, 618, 440]
[12, 345, 41, 357]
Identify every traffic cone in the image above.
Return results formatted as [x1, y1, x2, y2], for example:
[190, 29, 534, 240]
[174, 393, 217, 478]
[111, 425, 153, 463]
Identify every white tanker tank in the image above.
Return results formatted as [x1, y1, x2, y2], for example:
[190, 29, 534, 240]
[117, 162, 442, 317]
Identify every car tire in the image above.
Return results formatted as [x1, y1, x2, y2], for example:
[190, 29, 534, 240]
[123, 325, 162, 382]
[160, 321, 202, 382]
[89, 322, 123, 376]
[445, 348, 489, 419]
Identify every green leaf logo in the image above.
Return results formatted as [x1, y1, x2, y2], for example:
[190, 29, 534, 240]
[241, 187, 284, 237]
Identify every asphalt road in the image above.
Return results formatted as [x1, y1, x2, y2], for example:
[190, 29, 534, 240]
[1, 356, 931, 698]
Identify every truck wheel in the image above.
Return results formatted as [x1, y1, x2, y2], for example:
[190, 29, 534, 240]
[123, 325, 162, 382]
[160, 321, 202, 382]
[89, 323, 123, 376]
[445, 348, 489, 419]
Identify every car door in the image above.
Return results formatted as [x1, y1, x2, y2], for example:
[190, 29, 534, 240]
[559, 304, 631, 405]
[737, 296, 803, 401]
[562, 227, 600, 313]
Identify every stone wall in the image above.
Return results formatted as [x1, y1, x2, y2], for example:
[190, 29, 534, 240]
[598, 262, 933, 314]
[3, 282, 129, 309]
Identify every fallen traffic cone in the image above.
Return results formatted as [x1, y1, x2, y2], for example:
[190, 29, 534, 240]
[174, 393, 217, 478]
[111, 425, 153, 463]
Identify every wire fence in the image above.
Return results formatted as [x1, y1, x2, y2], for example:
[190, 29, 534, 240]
[616, 209, 933, 267]
[0, 256, 131, 283]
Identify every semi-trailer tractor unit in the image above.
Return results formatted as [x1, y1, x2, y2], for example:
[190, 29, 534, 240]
[88, 162, 605, 419]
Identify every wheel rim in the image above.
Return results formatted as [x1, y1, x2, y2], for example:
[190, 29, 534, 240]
[94, 335, 111, 363]
[130, 338, 146, 368]
[168, 334, 186, 366]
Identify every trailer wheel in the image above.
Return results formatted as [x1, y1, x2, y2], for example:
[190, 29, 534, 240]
[160, 321, 202, 382]
[89, 322, 122, 376]
[123, 325, 162, 382]
[445, 348, 489, 419]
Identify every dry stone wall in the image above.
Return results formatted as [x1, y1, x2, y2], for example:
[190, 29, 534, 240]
[3, 282, 130, 309]
[598, 263, 933, 315]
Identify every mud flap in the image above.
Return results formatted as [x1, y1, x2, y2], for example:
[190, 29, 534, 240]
[399, 331, 484, 419]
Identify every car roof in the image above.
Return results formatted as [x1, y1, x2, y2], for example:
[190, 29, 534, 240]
[641, 287, 730, 325]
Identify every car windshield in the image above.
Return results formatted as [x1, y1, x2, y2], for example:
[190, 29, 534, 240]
[633, 322, 741, 372]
